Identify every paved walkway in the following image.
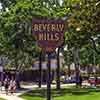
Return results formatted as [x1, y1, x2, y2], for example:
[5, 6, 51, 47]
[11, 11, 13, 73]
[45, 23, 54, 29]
[0, 84, 75, 100]
[0, 83, 90, 100]
[0, 87, 27, 100]
[0, 94, 24, 100]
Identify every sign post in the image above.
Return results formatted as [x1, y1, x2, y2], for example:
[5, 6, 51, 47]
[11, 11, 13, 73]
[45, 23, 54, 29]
[47, 53, 51, 100]
[32, 18, 66, 100]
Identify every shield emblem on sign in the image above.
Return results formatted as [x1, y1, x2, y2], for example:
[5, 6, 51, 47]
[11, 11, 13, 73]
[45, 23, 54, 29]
[32, 19, 66, 53]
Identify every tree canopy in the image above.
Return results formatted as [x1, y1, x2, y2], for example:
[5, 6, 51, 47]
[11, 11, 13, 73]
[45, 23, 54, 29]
[0, 0, 100, 70]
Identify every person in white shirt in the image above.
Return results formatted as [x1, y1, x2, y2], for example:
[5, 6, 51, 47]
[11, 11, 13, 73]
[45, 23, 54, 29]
[9, 77, 16, 95]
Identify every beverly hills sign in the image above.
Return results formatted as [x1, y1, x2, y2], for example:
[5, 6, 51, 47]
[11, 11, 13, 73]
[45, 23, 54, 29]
[32, 18, 66, 100]
[32, 19, 66, 53]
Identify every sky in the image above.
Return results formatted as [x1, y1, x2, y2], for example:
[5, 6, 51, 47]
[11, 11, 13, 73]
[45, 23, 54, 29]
[0, 0, 63, 9]
[0, 0, 63, 10]
[0, 3, 2, 9]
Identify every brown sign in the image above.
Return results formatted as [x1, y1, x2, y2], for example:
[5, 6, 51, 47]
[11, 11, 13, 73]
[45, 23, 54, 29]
[32, 19, 66, 53]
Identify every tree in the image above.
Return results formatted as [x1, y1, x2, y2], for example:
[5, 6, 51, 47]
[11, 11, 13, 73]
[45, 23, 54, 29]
[0, 0, 51, 88]
[62, 0, 100, 86]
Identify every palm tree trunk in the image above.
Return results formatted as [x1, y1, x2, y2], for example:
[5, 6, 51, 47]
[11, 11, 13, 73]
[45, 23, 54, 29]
[68, 64, 71, 77]
[74, 46, 80, 87]
[15, 50, 21, 89]
[15, 71, 21, 89]
[56, 47, 61, 90]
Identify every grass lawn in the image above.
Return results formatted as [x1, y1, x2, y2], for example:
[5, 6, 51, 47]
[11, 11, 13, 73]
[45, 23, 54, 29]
[0, 98, 6, 100]
[20, 86, 100, 100]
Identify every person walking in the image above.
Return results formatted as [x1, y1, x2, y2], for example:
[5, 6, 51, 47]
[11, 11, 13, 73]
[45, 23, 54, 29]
[9, 77, 16, 95]
[4, 75, 10, 95]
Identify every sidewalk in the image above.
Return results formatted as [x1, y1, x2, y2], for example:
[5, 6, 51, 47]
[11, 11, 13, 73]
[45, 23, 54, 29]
[0, 87, 25, 100]
[0, 94, 24, 100]
[0, 84, 75, 100]
[0, 83, 90, 100]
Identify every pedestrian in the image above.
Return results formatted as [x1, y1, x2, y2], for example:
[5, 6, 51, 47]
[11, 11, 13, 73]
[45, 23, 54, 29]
[9, 77, 16, 95]
[4, 75, 10, 95]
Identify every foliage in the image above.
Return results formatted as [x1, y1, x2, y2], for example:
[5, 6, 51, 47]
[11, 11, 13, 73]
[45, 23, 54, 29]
[0, 0, 100, 70]
[0, 0, 51, 70]
[63, 0, 100, 65]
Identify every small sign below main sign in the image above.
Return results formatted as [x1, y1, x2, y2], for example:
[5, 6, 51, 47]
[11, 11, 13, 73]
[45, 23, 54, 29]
[32, 19, 66, 53]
